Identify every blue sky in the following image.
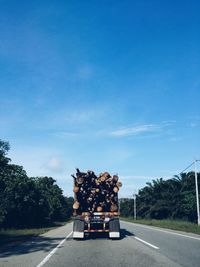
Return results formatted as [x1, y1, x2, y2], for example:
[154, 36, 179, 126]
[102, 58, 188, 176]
[0, 0, 200, 197]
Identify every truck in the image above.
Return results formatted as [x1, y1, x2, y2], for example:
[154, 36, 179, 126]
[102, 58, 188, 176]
[72, 169, 122, 239]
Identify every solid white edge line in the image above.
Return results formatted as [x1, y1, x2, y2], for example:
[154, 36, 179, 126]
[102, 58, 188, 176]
[36, 231, 73, 267]
[122, 220, 200, 241]
[134, 236, 159, 249]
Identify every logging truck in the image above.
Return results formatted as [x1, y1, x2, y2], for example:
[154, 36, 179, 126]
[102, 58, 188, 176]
[72, 169, 121, 239]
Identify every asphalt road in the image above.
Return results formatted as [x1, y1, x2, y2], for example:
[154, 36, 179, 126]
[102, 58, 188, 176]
[0, 220, 200, 267]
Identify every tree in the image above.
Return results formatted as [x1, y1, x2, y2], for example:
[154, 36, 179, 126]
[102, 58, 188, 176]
[0, 139, 10, 167]
[0, 139, 11, 226]
[0, 139, 71, 229]
[131, 172, 200, 222]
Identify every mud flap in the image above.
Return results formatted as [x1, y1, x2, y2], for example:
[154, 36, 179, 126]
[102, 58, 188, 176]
[73, 219, 85, 239]
[109, 218, 120, 239]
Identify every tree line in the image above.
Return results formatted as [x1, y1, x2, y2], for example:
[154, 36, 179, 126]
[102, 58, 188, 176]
[1, 138, 199, 227]
[120, 172, 200, 222]
[0, 139, 73, 229]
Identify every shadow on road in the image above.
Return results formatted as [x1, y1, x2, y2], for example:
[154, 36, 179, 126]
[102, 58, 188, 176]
[120, 228, 135, 239]
[0, 235, 67, 258]
[79, 228, 134, 241]
[0, 229, 135, 257]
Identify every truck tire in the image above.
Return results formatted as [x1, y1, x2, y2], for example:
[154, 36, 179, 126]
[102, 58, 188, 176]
[109, 218, 120, 239]
[73, 219, 85, 239]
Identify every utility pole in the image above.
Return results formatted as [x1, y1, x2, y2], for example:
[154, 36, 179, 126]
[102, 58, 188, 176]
[133, 194, 137, 220]
[194, 160, 200, 226]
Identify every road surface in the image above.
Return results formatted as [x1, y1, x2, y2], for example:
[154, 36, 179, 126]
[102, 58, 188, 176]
[0, 220, 200, 267]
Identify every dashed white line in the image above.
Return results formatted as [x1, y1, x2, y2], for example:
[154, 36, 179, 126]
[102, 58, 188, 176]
[36, 231, 73, 267]
[134, 236, 159, 249]
[122, 220, 200, 241]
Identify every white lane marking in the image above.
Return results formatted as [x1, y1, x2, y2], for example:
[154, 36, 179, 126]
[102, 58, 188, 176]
[134, 236, 159, 250]
[36, 231, 73, 267]
[122, 220, 200, 241]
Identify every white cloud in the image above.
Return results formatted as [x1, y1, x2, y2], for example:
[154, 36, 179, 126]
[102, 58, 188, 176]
[120, 175, 155, 181]
[168, 137, 182, 142]
[52, 131, 80, 138]
[46, 107, 107, 129]
[110, 124, 159, 137]
[45, 157, 64, 173]
[162, 120, 176, 126]
[66, 110, 96, 124]
[190, 122, 198, 128]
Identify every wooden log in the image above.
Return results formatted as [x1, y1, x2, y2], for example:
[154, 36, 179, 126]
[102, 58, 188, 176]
[103, 172, 111, 179]
[71, 174, 76, 180]
[73, 186, 79, 193]
[110, 193, 115, 199]
[113, 186, 119, 193]
[99, 171, 111, 182]
[76, 168, 86, 176]
[72, 169, 121, 213]
[110, 203, 118, 212]
[106, 178, 114, 185]
[117, 181, 122, 188]
[91, 188, 96, 194]
[97, 206, 103, 212]
[87, 197, 93, 202]
[113, 175, 119, 182]
[99, 175, 106, 182]
[73, 201, 80, 209]
[76, 177, 84, 184]
[105, 198, 110, 204]
[95, 179, 100, 186]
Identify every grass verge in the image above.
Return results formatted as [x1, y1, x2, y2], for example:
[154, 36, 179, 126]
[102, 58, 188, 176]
[120, 217, 200, 235]
[0, 219, 71, 247]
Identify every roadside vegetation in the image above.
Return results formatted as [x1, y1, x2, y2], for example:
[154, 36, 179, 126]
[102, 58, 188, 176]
[120, 172, 200, 223]
[0, 227, 53, 247]
[0, 139, 73, 233]
[120, 170, 200, 235]
[0, 219, 71, 247]
[120, 217, 200, 235]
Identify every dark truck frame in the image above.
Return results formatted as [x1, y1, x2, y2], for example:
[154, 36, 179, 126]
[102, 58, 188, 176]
[73, 211, 120, 239]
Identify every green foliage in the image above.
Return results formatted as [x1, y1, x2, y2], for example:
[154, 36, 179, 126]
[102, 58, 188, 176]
[0, 139, 73, 229]
[120, 172, 200, 223]
[120, 199, 134, 217]
[0, 140, 10, 168]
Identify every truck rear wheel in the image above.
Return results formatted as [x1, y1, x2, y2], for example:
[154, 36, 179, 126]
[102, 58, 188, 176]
[73, 219, 85, 239]
[109, 218, 120, 239]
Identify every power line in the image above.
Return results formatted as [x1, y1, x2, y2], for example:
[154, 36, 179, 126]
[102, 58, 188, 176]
[180, 161, 195, 174]
[179, 160, 200, 175]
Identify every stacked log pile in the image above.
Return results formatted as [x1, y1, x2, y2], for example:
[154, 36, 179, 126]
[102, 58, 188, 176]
[72, 169, 122, 213]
